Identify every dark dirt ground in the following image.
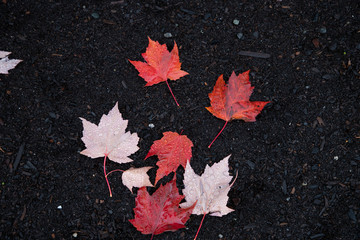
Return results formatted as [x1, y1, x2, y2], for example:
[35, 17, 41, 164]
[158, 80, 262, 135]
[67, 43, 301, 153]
[1, 0, 359, 239]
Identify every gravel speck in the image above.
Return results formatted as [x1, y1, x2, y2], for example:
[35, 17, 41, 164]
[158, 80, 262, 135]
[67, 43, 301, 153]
[237, 32, 243, 39]
[91, 12, 99, 19]
[164, 32, 172, 38]
[233, 19, 240, 25]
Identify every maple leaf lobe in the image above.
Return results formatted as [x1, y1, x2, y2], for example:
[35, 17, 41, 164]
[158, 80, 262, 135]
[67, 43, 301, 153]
[0, 51, 22, 74]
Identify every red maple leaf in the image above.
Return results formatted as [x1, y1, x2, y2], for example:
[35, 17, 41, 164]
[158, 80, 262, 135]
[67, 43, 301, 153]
[145, 131, 193, 184]
[129, 177, 195, 239]
[129, 37, 188, 106]
[206, 70, 270, 148]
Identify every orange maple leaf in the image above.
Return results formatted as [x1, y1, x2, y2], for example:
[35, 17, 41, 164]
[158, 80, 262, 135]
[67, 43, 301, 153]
[145, 131, 193, 184]
[206, 70, 270, 148]
[129, 37, 188, 106]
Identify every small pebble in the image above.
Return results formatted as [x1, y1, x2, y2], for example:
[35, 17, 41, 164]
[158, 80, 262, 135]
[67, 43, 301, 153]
[49, 112, 57, 118]
[329, 43, 337, 51]
[253, 31, 259, 39]
[305, 50, 313, 55]
[313, 12, 319, 22]
[312, 147, 319, 154]
[164, 32, 172, 38]
[310, 233, 325, 239]
[148, 123, 155, 128]
[204, 13, 211, 20]
[57, 205, 62, 209]
[334, 156, 339, 160]
[281, 180, 287, 194]
[311, 67, 320, 73]
[91, 13, 99, 19]
[233, 19, 240, 25]
[237, 32, 243, 39]
[246, 160, 255, 170]
[322, 74, 334, 80]
[218, 234, 223, 238]
[311, 164, 319, 171]
[72, 233, 78, 238]
[319, 27, 327, 34]
[348, 209, 357, 222]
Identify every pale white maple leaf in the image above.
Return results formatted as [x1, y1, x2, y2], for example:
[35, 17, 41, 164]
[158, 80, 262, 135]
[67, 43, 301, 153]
[0, 51, 22, 74]
[180, 155, 237, 217]
[122, 167, 153, 193]
[80, 102, 139, 164]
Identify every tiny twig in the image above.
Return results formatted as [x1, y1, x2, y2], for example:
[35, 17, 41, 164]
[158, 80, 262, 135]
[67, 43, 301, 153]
[13, 143, 25, 173]
[208, 121, 228, 148]
[165, 80, 180, 107]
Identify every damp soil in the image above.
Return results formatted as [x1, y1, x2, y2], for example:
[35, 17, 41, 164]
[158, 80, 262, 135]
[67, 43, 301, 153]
[1, 1, 359, 239]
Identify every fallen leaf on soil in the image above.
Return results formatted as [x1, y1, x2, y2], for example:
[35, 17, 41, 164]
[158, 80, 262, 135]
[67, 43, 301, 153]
[129, 37, 188, 106]
[129, 177, 195, 239]
[0, 51, 22, 74]
[180, 155, 236, 217]
[80, 102, 139, 164]
[145, 131, 193, 184]
[122, 167, 153, 193]
[80, 102, 139, 197]
[206, 70, 270, 147]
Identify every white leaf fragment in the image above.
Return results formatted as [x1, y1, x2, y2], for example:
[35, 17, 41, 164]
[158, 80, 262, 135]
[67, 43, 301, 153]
[0, 51, 22, 74]
[180, 155, 235, 217]
[122, 167, 153, 193]
[80, 102, 139, 164]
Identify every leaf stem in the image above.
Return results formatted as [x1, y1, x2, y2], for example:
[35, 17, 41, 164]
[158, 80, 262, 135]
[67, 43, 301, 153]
[208, 121, 228, 148]
[103, 154, 112, 197]
[105, 169, 124, 178]
[165, 80, 180, 107]
[194, 213, 206, 240]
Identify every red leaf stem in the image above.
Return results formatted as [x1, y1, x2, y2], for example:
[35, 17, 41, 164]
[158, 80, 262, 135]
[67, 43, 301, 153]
[208, 121, 228, 148]
[165, 80, 180, 107]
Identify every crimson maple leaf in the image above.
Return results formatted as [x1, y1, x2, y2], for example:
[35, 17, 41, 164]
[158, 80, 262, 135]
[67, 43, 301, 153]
[145, 131, 193, 184]
[206, 70, 270, 148]
[129, 37, 188, 106]
[129, 177, 195, 240]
